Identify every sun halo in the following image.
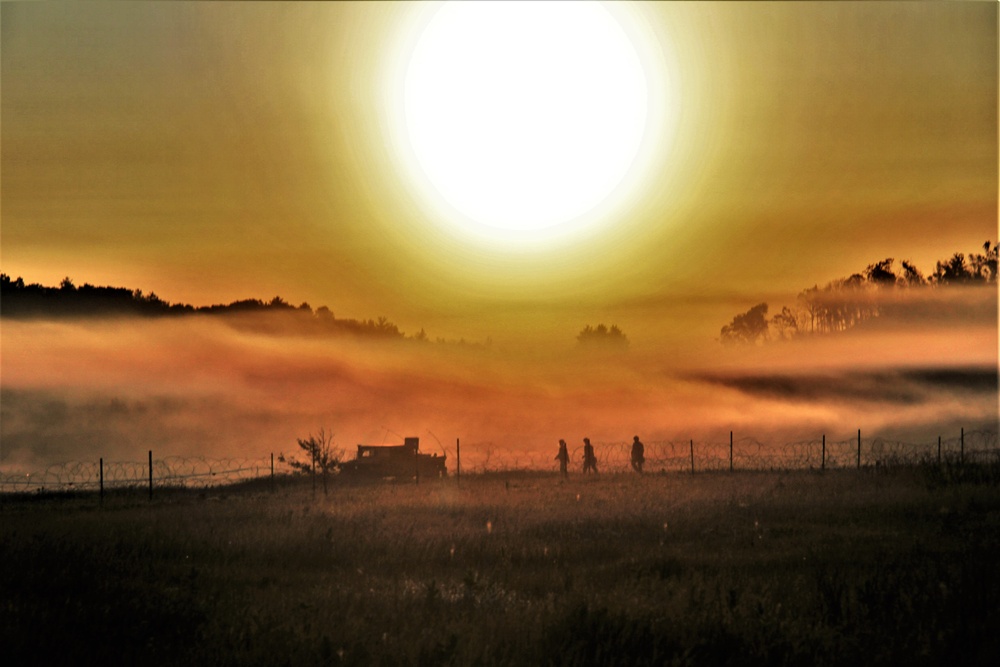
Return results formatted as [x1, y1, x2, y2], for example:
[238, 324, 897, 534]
[394, 1, 665, 245]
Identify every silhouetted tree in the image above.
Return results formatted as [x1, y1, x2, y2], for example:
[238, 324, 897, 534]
[269, 295, 291, 309]
[797, 286, 821, 334]
[932, 253, 975, 285]
[864, 258, 898, 287]
[969, 241, 998, 283]
[316, 305, 333, 320]
[375, 316, 397, 334]
[577, 323, 629, 348]
[720, 303, 769, 345]
[280, 428, 342, 497]
[770, 306, 799, 341]
[835, 273, 874, 329]
[899, 260, 925, 287]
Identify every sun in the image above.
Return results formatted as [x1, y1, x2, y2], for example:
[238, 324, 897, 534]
[399, 1, 654, 240]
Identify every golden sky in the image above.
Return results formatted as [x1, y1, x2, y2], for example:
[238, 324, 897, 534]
[3, 1, 995, 343]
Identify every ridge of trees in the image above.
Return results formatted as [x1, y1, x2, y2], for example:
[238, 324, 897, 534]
[0, 273, 413, 340]
[720, 241, 998, 346]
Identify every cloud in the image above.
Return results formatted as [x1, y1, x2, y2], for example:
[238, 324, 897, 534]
[692, 366, 997, 406]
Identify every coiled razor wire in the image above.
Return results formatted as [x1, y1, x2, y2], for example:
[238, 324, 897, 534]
[1, 431, 996, 493]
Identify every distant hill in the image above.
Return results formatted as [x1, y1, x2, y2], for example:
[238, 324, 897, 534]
[0, 273, 408, 340]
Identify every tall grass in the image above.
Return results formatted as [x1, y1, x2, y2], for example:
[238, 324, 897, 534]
[2, 469, 999, 665]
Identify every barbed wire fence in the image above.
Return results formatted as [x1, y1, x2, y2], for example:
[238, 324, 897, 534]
[0, 454, 297, 494]
[1, 430, 996, 494]
[451, 429, 999, 475]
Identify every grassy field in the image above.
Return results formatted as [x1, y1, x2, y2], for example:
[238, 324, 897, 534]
[2, 466, 999, 666]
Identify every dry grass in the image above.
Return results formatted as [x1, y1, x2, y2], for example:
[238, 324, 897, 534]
[2, 468, 999, 666]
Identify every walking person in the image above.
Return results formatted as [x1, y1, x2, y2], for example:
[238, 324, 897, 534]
[582, 437, 598, 474]
[631, 435, 645, 473]
[555, 439, 570, 478]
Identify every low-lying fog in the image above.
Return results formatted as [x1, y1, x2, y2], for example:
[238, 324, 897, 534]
[2, 286, 996, 471]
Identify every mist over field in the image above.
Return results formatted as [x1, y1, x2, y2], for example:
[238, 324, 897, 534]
[2, 284, 995, 472]
[3, 0, 996, 478]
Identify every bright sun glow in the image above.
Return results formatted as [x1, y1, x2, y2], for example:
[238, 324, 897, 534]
[403, 1, 650, 237]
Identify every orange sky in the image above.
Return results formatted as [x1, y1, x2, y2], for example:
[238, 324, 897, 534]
[1, 2, 997, 467]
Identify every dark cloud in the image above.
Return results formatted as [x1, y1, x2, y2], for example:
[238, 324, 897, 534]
[904, 368, 999, 393]
[692, 366, 998, 406]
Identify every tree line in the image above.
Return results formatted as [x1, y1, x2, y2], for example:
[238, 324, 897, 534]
[0, 273, 627, 349]
[0, 273, 410, 339]
[720, 241, 998, 345]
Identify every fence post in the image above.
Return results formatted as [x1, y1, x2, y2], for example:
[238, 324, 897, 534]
[961, 427, 964, 464]
[99, 457, 104, 504]
[148, 450, 153, 500]
[730, 431, 734, 472]
[689, 439, 695, 474]
[456, 438, 461, 486]
[857, 429, 861, 469]
[821, 435, 826, 471]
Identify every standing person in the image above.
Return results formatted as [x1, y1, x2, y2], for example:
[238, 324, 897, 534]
[631, 435, 645, 473]
[582, 437, 598, 474]
[555, 439, 570, 478]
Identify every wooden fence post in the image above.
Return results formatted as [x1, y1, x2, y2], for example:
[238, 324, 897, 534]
[148, 450, 153, 500]
[689, 439, 695, 474]
[821, 435, 826, 471]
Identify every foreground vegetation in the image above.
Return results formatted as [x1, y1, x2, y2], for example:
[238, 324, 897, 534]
[3, 467, 999, 666]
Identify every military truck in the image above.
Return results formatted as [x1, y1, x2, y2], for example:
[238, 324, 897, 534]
[339, 437, 447, 480]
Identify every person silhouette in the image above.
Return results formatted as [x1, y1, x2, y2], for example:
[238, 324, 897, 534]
[582, 437, 598, 474]
[555, 439, 570, 478]
[631, 435, 645, 473]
